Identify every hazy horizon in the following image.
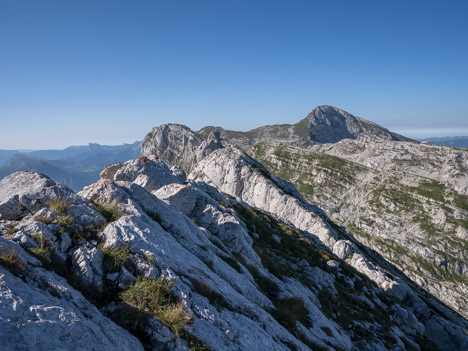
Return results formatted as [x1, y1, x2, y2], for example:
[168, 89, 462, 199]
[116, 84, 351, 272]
[1, 119, 467, 150]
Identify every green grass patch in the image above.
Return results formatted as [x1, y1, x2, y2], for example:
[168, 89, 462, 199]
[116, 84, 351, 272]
[102, 246, 130, 273]
[35, 216, 54, 224]
[49, 198, 72, 216]
[0, 249, 26, 275]
[453, 193, 468, 211]
[56, 215, 74, 231]
[120, 277, 190, 337]
[180, 331, 212, 351]
[94, 201, 124, 222]
[413, 181, 446, 202]
[29, 233, 55, 260]
[5, 225, 18, 236]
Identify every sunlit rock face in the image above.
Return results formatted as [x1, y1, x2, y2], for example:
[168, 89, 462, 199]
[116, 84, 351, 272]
[0, 110, 467, 350]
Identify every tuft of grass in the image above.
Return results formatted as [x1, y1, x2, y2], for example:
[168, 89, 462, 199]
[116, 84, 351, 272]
[35, 216, 54, 224]
[157, 303, 188, 336]
[49, 198, 72, 216]
[120, 277, 190, 337]
[0, 249, 26, 275]
[56, 215, 74, 231]
[102, 246, 130, 273]
[5, 225, 18, 236]
[191, 279, 227, 311]
[94, 201, 124, 222]
[180, 331, 212, 351]
[29, 233, 54, 260]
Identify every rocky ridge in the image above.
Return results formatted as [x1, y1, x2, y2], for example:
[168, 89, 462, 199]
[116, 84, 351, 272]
[178, 104, 468, 320]
[0, 114, 467, 350]
[0, 156, 465, 350]
[197, 105, 413, 148]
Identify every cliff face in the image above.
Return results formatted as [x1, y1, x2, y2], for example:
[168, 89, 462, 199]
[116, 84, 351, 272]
[1, 113, 467, 350]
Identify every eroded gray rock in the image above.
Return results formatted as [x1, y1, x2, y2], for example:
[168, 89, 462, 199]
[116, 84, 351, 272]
[71, 247, 104, 289]
[0, 266, 143, 351]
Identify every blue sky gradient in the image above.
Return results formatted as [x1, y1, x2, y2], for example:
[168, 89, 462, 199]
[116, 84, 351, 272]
[1, 0, 467, 148]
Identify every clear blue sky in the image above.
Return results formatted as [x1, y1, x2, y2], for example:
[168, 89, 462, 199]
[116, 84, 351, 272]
[1, 0, 467, 148]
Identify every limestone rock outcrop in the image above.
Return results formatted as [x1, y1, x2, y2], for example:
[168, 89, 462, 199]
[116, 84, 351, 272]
[1, 109, 467, 350]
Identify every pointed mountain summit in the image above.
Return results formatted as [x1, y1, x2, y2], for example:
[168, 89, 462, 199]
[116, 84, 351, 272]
[300, 105, 413, 143]
[198, 105, 414, 146]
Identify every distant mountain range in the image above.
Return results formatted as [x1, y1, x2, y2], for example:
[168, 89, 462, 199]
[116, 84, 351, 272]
[0, 106, 465, 193]
[419, 136, 468, 148]
[0, 142, 141, 191]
